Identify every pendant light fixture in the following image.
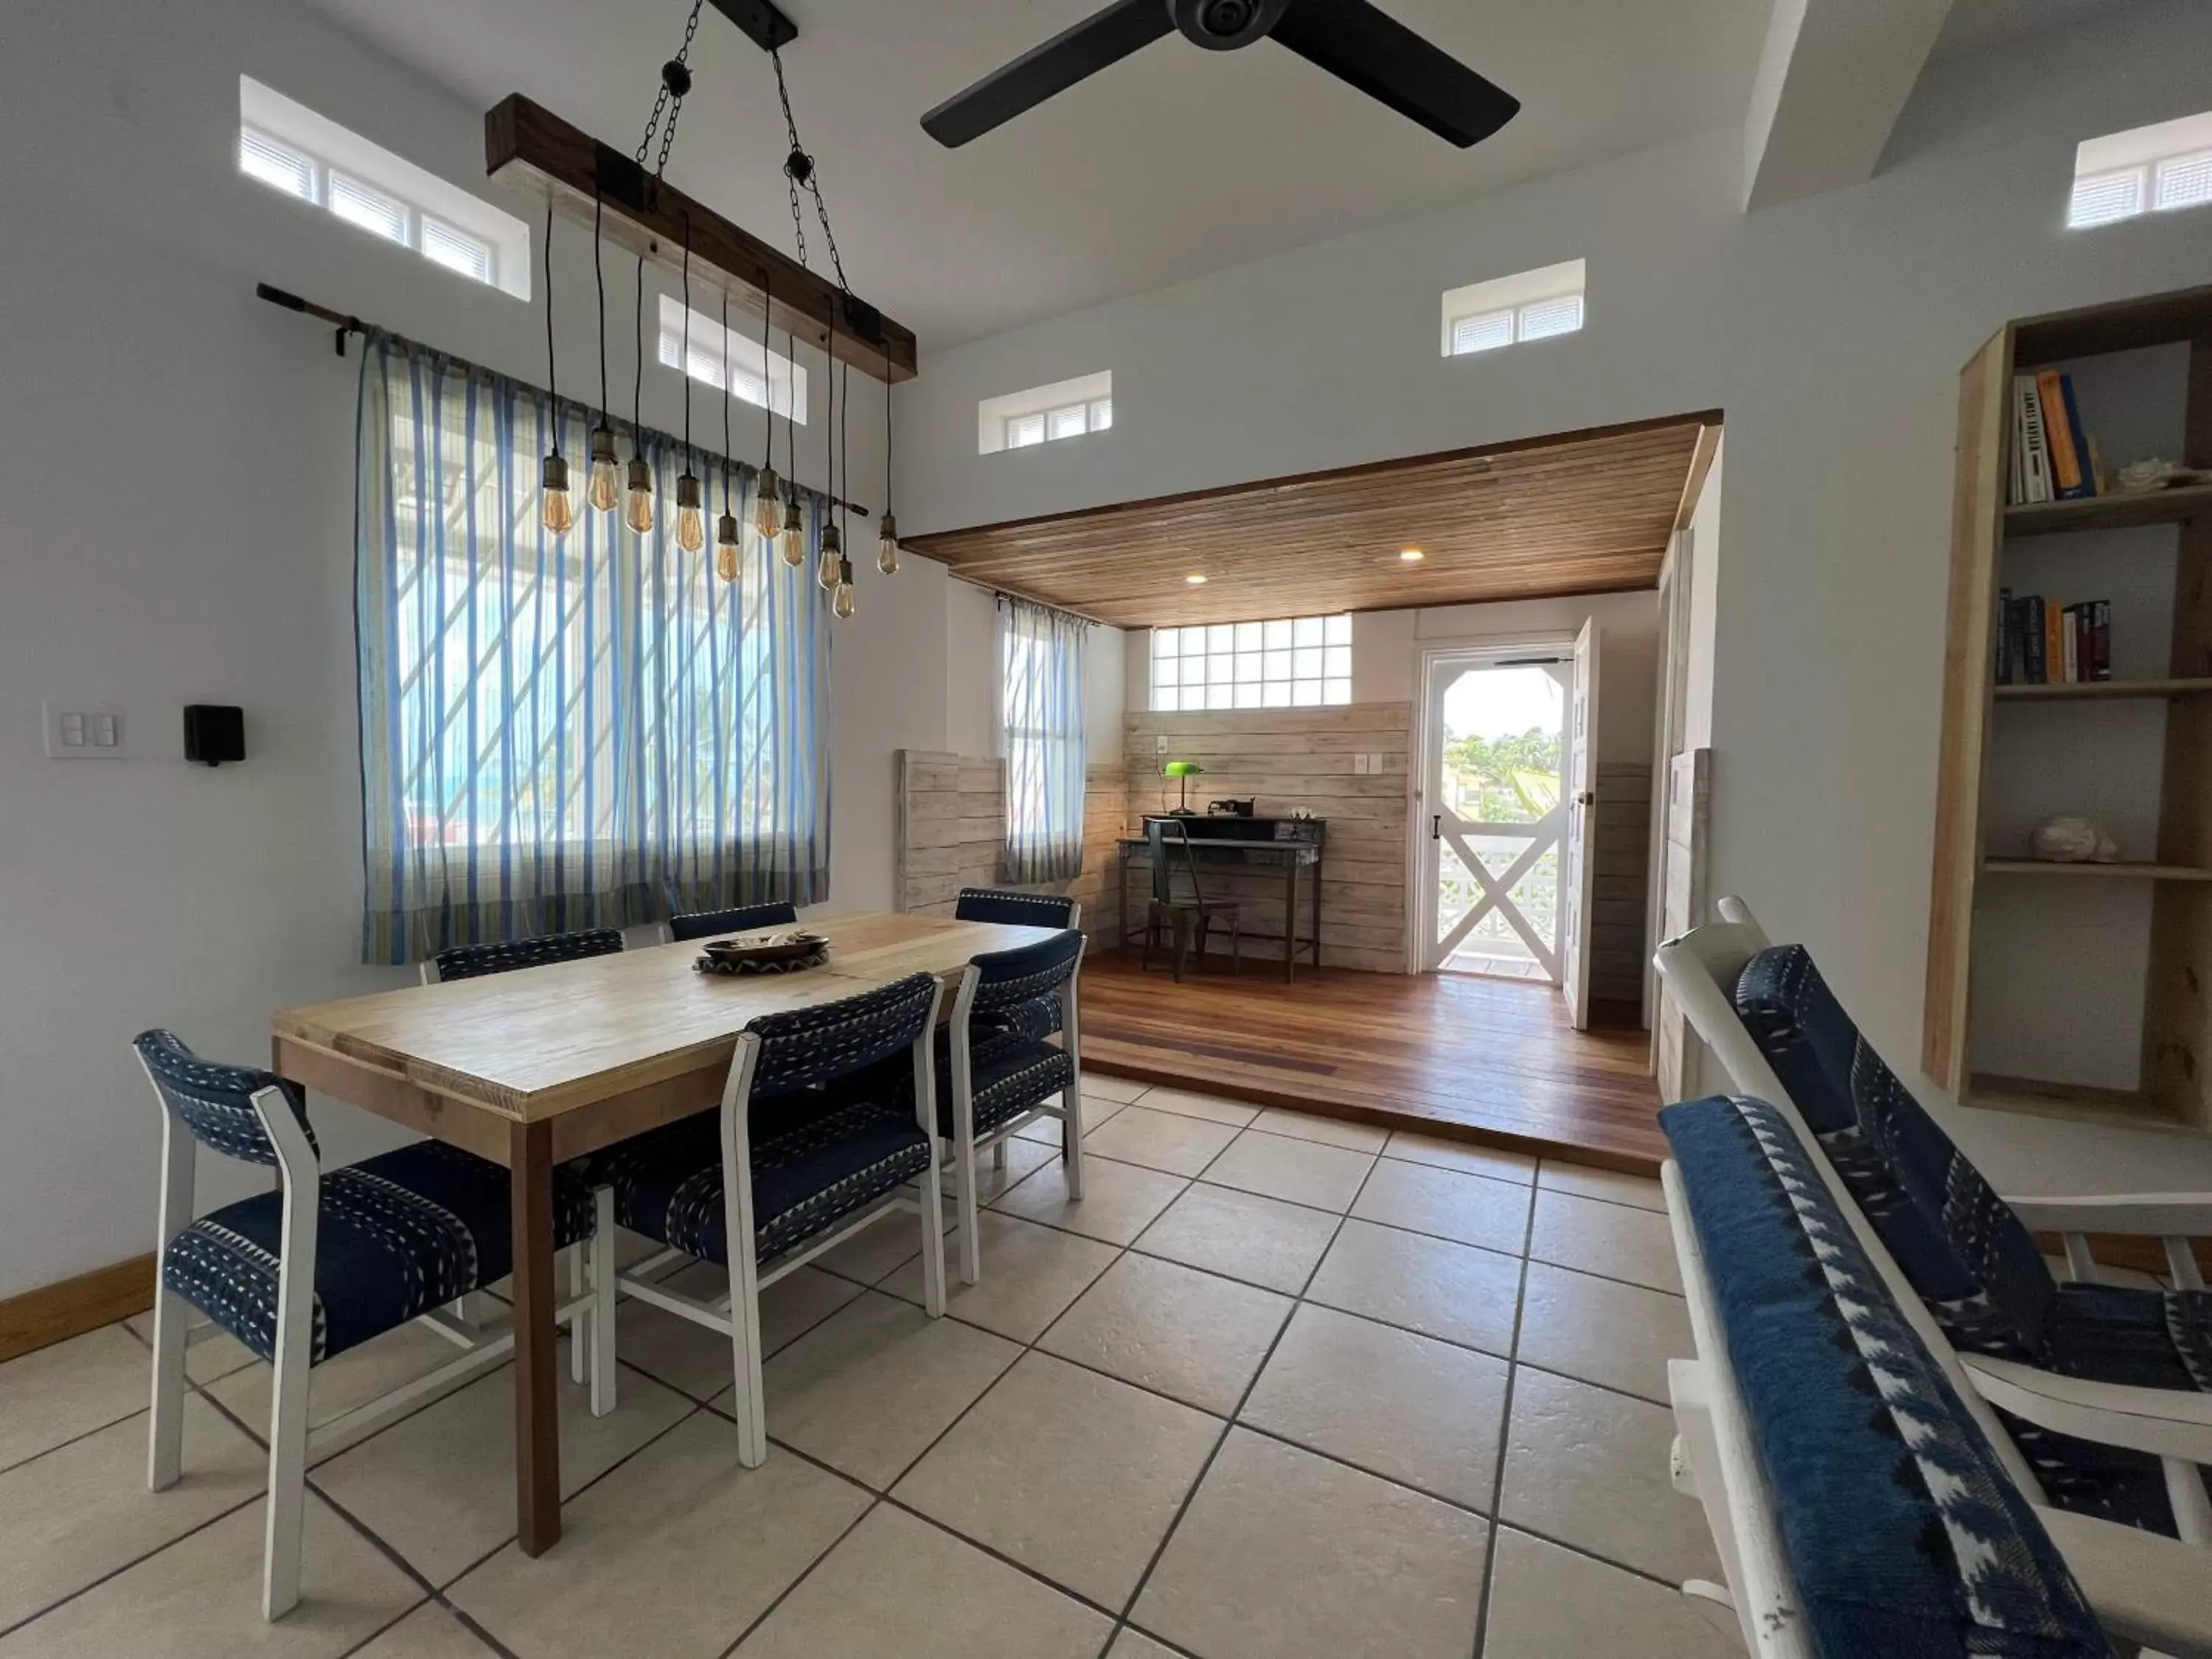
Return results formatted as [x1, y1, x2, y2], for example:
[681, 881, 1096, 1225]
[539, 200, 574, 538]
[624, 251, 655, 535]
[832, 358, 856, 616]
[587, 192, 621, 514]
[776, 291, 805, 569]
[877, 344, 900, 575]
[815, 305, 842, 592]
[752, 266, 783, 550]
[673, 219, 706, 553]
[714, 285, 741, 584]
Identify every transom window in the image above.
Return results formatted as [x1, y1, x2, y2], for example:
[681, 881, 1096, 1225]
[1007, 397, 1113, 450]
[238, 77, 528, 298]
[1441, 260, 1586, 359]
[978, 371, 1113, 455]
[2069, 110, 2212, 229]
[1151, 615, 1352, 711]
[656, 296, 810, 425]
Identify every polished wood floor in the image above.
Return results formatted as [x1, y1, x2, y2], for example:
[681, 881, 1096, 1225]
[1077, 949, 1666, 1173]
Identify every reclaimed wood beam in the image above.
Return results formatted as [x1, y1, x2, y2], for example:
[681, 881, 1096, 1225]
[484, 94, 917, 384]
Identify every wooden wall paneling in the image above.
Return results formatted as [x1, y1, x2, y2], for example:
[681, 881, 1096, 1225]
[1922, 328, 2013, 1093]
[2141, 335, 2212, 1130]
[1124, 703, 1411, 974]
[1591, 762, 1653, 1006]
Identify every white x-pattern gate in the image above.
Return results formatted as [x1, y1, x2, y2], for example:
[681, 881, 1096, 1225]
[1432, 802, 1562, 978]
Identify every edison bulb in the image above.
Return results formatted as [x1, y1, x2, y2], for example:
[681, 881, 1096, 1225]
[877, 510, 900, 576]
[715, 512, 740, 582]
[816, 523, 842, 592]
[675, 471, 705, 553]
[624, 456, 654, 535]
[753, 467, 783, 543]
[587, 425, 621, 513]
[832, 566, 855, 619]
[541, 451, 574, 538]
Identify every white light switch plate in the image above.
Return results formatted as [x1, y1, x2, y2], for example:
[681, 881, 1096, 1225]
[42, 700, 128, 759]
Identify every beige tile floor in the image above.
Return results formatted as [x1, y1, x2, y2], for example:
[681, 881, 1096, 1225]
[0, 1082, 1741, 1659]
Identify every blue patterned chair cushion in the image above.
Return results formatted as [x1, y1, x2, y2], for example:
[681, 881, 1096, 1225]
[136, 1030, 316, 1167]
[953, 888, 1077, 929]
[602, 1095, 931, 1267]
[668, 901, 799, 943]
[936, 1037, 1075, 1139]
[976, 995, 1063, 1048]
[432, 926, 624, 982]
[1734, 945, 2212, 1536]
[162, 1141, 595, 1366]
[1662, 1095, 2111, 1659]
[1734, 945, 2057, 1362]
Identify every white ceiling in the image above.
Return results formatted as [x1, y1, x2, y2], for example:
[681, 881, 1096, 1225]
[1930, 0, 2142, 58]
[297, 0, 1769, 349]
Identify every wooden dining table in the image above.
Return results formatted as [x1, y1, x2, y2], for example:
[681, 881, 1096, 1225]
[271, 910, 1062, 1557]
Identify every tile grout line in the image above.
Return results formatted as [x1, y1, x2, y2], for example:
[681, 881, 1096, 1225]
[1100, 1143, 1384, 1653]
[1467, 1161, 1543, 1659]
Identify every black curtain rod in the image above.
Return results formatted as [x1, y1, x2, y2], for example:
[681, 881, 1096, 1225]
[254, 281, 870, 518]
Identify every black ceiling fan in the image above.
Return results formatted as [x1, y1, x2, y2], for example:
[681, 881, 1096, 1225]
[922, 0, 1520, 150]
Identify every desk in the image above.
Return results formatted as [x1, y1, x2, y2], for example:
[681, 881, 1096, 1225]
[271, 911, 1059, 1557]
[1117, 833, 1324, 982]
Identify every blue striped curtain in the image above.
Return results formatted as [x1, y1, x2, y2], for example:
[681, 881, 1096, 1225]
[355, 332, 832, 964]
[998, 596, 1088, 884]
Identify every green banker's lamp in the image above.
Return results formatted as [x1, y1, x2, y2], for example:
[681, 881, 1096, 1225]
[1163, 759, 1204, 814]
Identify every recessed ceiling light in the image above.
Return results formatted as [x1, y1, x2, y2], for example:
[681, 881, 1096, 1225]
[1185, 572, 1207, 585]
[1399, 547, 1425, 562]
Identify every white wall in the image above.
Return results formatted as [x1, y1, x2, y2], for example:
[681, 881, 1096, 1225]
[0, 0, 900, 1298]
[1682, 437, 1725, 751]
[900, 0, 2212, 1100]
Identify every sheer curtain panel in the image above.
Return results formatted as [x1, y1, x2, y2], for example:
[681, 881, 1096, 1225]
[998, 596, 1088, 885]
[355, 332, 833, 964]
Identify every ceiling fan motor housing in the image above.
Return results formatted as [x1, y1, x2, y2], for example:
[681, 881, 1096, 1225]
[1170, 0, 1290, 50]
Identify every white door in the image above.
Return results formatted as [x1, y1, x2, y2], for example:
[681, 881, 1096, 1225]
[1561, 619, 1601, 1029]
[1419, 653, 1568, 981]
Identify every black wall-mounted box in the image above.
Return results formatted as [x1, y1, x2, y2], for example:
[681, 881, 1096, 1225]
[183, 705, 245, 766]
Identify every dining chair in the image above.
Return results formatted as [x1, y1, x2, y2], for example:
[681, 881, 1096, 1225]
[942, 928, 1088, 1284]
[1659, 1090, 2201, 1659]
[417, 923, 625, 1364]
[952, 890, 1082, 1156]
[597, 973, 949, 1467]
[1143, 818, 1239, 982]
[421, 925, 625, 984]
[137, 1031, 611, 1620]
[665, 900, 799, 945]
[1655, 905, 2212, 1545]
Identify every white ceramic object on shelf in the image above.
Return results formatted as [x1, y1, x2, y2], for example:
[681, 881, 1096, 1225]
[2029, 815, 2119, 863]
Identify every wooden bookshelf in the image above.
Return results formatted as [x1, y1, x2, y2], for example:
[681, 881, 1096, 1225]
[1981, 859, 2212, 882]
[1992, 677, 2212, 700]
[2003, 480, 2212, 538]
[1924, 281, 2212, 1134]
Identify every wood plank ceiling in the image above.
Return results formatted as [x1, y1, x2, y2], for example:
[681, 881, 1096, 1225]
[905, 411, 1721, 628]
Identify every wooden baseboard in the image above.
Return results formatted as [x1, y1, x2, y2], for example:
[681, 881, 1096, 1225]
[0, 1253, 156, 1365]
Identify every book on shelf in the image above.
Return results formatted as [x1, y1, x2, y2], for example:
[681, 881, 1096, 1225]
[2007, 370, 2099, 507]
[1997, 593, 2110, 685]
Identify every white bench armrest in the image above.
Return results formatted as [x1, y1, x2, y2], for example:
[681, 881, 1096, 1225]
[1962, 1356, 2212, 1465]
[2034, 1506, 2212, 1658]
[2002, 1194, 2212, 1237]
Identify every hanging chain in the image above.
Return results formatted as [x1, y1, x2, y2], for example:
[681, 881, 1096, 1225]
[771, 48, 847, 293]
[636, 0, 707, 175]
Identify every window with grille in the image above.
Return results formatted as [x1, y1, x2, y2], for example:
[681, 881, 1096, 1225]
[1150, 615, 1352, 712]
[1441, 260, 1586, 359]
[655, 296, 810, 425]
[2069, 111, 2212, 229]
[978, 374, 1113, 454]
[237, 77, 528, 297]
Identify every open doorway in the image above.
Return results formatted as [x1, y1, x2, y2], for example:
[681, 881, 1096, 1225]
[1419, 649, 1571, 982]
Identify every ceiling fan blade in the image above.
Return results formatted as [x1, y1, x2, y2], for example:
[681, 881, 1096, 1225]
[1268, 0, 1520, 148]
[922, 0, 1176, 147]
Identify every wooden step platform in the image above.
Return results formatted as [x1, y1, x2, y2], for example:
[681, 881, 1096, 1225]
[1076, 947, 1664, 1175]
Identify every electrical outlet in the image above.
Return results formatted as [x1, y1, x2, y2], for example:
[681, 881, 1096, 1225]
[1352, 753, 1369, 775]
[43, 700, 128, 759]
[1155, 735, 1169, 754]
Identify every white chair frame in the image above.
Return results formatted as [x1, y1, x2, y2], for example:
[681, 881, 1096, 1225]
[1661, 1160, 2212, 1659]
[945, 950, 1086, 1284]
[612, 978, 950, 1467]
[1654, 902, 2212, 1579]
[143, 1060, 616, 1621]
